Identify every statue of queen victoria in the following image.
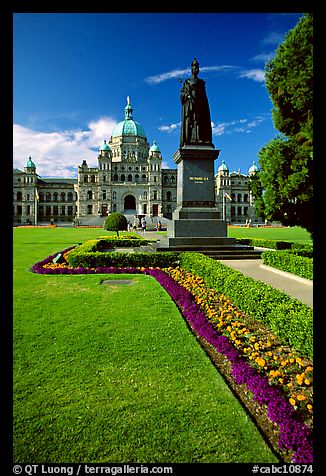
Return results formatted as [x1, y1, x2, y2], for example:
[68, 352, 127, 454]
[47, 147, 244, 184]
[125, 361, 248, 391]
[180, 58, 213, 148]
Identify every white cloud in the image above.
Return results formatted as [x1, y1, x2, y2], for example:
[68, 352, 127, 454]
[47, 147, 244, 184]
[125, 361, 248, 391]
[13, 117, 117, 178]
[238, 69, 265, 82]
[251, 51, 275, 63]
[212, 123, 226, 136]
[212, 115, 267, 136]
[262, 31, 285, 46]
[158, 116, 266, 138]
[145, 65, 236, 84]
[158, 122, 181, 133]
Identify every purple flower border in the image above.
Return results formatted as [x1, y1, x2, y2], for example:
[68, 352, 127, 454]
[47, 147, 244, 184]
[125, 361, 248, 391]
[31, 251, 313, 463]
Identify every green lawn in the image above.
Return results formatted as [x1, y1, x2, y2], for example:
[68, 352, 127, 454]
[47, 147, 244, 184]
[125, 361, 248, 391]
[227, 225, 312, 244]
[13, 227, 278, 463]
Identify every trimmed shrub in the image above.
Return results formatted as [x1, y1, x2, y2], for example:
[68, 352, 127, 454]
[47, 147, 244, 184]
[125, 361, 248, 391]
[179, 252, 313, 358]
[262, 250, 313, 280]
[290, 243, 313, 258]
[67, 249, 180, 269]
[236, 238, 292, 250]
[103, 212, 128, 236]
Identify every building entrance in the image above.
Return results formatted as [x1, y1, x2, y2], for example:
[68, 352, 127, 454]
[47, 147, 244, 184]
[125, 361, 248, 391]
[124, 195, 136, 212]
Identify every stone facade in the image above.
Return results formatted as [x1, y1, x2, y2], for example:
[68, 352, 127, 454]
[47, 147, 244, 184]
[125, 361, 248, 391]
[215, 160, 263, 225]
[13, 100, 261, 226]
[13, 100, 178, 225]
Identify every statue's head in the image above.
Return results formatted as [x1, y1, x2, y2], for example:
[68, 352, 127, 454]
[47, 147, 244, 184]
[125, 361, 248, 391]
[191, 58, 199, 76]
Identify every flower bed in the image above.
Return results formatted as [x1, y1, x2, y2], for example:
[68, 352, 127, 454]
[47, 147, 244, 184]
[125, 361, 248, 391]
[31, 248, 313, 463]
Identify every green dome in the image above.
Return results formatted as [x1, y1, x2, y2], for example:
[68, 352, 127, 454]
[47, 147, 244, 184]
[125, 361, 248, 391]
[25, 156, 36, 169]
[248, 161, 259, 174]
[99, 140, 111, 151]
[149, 140, 160, 153]
[111, 97, 146, 139]
[218, 160, 229, 172]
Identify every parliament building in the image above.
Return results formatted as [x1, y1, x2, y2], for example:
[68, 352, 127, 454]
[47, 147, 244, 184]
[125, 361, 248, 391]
[13, 98, 262, 226]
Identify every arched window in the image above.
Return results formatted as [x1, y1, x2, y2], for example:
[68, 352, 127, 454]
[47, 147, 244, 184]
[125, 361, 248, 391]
[143, 191, 147, 200]
[60, 192, 65, 202]
[113, 174, 118, 181]
[46, 192, 52, 202]
[237, 193, 242, 203]
[87, 190, 93, 200]
[244, 194, 248, 202]
[121, 174, 126, 182]
[68, 192, 73, 202]
[231, 193, 236, 202]
[16, 191, 23, 201]
[127, 174, 132, 182]
[171, 176, 175, 183]
[39, 192, 44, 202]
[142, 174, 147, 181]
[91, 175, 96, 183]
[166, 191, 172, 201]
[53, 192, 58, 202]
[84, 175, 88, 183]
[112, 191, 117, 199]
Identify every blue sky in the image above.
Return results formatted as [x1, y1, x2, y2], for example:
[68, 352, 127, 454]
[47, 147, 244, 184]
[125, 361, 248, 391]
[13, 12, 303, 178]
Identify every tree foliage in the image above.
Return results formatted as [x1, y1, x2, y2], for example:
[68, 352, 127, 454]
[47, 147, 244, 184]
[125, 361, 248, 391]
[250, 13, 313, 236]
[103, 212, 127, 237]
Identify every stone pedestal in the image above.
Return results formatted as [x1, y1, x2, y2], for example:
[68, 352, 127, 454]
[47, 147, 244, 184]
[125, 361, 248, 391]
[166, 145, 236, 248]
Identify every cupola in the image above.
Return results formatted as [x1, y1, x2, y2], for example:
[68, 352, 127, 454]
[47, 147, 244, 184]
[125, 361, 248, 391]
[248, 161, 259, 175]
[111, 97, 147, 139]
[217, 160, 229, 175]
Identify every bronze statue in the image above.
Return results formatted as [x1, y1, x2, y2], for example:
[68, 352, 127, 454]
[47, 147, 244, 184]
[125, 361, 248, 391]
[180, 58, 213, 147]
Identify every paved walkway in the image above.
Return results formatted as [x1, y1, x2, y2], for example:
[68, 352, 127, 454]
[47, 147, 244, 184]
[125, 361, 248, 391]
[218, 258, 313, 308]
[138, 231, 313, 308]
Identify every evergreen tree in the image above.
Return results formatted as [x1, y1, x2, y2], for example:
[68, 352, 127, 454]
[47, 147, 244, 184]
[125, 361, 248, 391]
[250, 13, 313, 236]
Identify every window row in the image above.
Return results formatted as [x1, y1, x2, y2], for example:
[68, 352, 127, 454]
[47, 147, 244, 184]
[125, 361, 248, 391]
[15, 191, 76, 202]
[230, 206, 249, 216]
[229, 193, 249, 203]
[14, 205, 75, 216]
[111, 174, 148, 182]
[163, 175, 176, 184]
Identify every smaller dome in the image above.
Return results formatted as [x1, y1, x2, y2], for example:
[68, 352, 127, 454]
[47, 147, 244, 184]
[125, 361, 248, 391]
[99, 140, 111, 151]
[25, 156, 36, 169]
[150, 140, 161, 153]
[248, 161, 259, 174]
[218, 160, 229, 172]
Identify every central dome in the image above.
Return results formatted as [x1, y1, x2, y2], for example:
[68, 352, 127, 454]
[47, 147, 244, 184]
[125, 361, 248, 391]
[111, 97, 146, 139]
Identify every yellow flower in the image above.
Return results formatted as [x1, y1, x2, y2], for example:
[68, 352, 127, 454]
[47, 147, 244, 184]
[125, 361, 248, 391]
[255, 357, 266, 367]
[297, 394, 307, 401]
[289, 398, 296, 406]
[307, 404, 313, 411]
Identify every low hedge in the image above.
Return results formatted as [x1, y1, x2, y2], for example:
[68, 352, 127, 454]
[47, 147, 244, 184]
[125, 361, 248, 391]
[261, 250, 313, 281]
[97, 238, 150, 248]
[179, 252, 313, 358]
[236, 238, 292, 249]
[67, 249, 180, 269]
[236, 238, 313, 257]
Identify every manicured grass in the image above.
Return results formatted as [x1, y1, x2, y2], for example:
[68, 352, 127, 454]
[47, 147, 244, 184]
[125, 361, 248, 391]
[227, 225, 312, 245]
[13, 228, 278, 463]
